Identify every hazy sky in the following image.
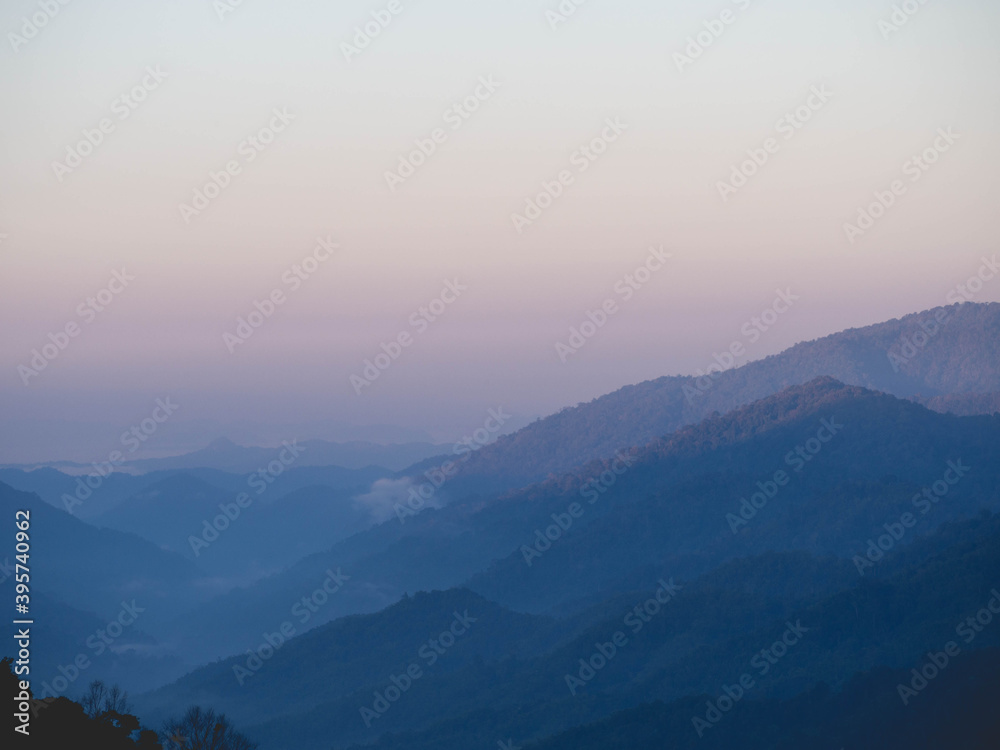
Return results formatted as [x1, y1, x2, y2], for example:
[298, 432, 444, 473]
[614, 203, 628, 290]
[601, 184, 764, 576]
[2, 0, 999, 462]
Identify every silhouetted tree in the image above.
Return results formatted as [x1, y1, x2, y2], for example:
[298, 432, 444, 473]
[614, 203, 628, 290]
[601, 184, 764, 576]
[4, 657, 162, 748]
[82, 679, 131, 718]
[160, 706, 257, 750]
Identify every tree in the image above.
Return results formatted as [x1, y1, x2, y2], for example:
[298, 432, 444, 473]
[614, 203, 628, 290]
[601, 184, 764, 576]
[160, 706, 258, 750]
[82, 679, 131, 718]
[4, 659, 161, 749]
[81, 680, 109, 718]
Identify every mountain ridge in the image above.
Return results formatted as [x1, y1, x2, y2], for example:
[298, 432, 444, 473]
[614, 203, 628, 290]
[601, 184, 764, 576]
[446, 302, 1000, 485]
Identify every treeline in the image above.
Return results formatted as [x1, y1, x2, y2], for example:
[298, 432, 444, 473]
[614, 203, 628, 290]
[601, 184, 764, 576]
[526, 647, 1000, 750]
[4, 659, 256, 749]
[336, 512, 1000, 750]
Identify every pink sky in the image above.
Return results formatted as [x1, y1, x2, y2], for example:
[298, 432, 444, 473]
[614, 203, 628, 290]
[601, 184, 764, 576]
[1, 0, 999, 461]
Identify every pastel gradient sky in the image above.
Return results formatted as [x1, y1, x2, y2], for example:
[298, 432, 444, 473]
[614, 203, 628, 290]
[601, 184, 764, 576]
[1, 0, 999, 461]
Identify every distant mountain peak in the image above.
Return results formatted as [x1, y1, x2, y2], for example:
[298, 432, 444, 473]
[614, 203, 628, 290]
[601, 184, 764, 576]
[452, 303, 1000, 484]
[202, 437, 242, 452]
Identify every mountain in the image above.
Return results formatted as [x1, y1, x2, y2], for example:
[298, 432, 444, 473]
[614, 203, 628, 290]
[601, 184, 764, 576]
[125, 437, 449, 473]
[95, 473, 382, 580]
[522, 650, 1000, 750]
[0, 439, 435, 525]
[0, 462, 389, 525]
[0, 482, 213, 625]
[95, 474, 234, 554]
[0, 466, 168, 521]
[465, 377, 1000, 612]
[138, 511, 1000, 750]
[138, 589, 549, 735]
[449, 302, 1000, 484]
[10, 591, 183, 697]
[915, 390, 1000, 416]
[11, 303, 1000, 747]
[0, 483, 217, 694]
[157, 378, 1000, 670]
